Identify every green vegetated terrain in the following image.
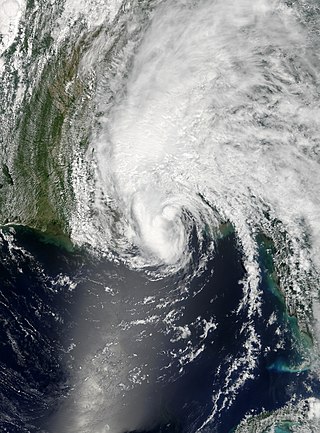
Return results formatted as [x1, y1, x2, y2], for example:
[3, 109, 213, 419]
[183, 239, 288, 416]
[0, 0, 165, 242]
[14, 47, 82, 234]
[0, 12, 96, 242]
[258, 232, 313, 367]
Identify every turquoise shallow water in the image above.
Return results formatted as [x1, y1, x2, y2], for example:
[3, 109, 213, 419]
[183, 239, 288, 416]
[0, 226, 319, 433]
[1, 1, 320, 432]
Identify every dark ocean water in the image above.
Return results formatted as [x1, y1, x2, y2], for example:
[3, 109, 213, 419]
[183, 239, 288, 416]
[0, 226, 319, 433]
